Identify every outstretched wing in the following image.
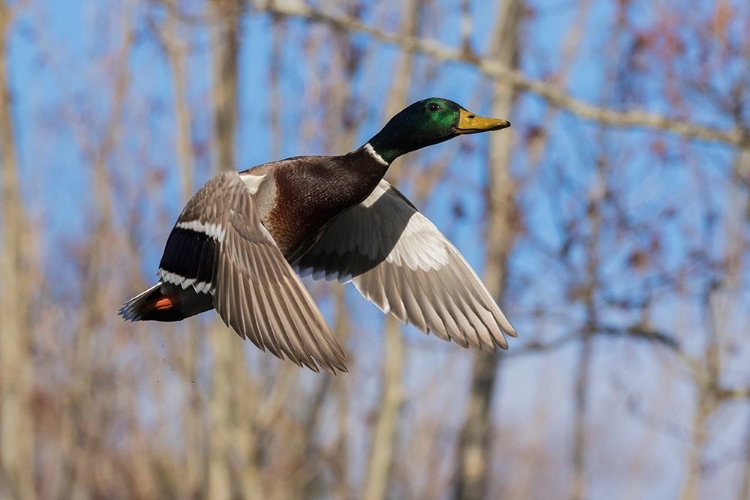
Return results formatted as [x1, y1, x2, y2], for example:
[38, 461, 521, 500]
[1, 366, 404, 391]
[294, 180, 516, 350]
[159, 171, 347, 373]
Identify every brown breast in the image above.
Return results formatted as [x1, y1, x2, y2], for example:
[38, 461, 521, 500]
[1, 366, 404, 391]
[260, 152, 386, 261]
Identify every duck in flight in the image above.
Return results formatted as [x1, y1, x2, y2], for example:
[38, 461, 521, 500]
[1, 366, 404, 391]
[120, 98, 516, 373]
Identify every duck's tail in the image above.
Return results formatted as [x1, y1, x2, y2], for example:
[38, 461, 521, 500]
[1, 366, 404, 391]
[119, 283, 186, 322]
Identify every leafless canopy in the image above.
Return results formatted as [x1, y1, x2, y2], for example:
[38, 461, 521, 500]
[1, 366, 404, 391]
[1, 1, 750, 499]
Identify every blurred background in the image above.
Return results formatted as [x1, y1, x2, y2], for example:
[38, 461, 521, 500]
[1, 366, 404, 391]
[1, 0, 749, 498]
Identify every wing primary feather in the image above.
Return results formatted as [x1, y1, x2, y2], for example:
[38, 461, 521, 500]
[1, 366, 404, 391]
[433, 282, 470, 348]
[291, 297, 335, 373]
[226, 257, 243, 339]
[450, 260, 510, 344]
[448, 246, 517, 340]
[233, 269, 251, 341]
[238, 238, 278, 355]
[294, 291, 341, 373]
[355, 267, 388, 314]
[254, 280, 283, 358]
[444, 267, 487, 350]
[369, 266, 390, 314]
[264, 281, 304, 366]
[412, 271, 450, 341]
[217, 254, 234, 331]
[293, 286, 346, 372]
[396, 268, 427, 332]
[449, 264, 500, 350]
[241, 273, 264, 350]
[272, 285, 319, 371]
[383, 265, 407, 323]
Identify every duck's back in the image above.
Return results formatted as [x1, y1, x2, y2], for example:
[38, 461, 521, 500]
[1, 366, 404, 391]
[239, 149, 387, 261]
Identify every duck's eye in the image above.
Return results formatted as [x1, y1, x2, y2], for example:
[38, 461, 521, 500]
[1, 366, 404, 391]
[428, 102, 441, 112]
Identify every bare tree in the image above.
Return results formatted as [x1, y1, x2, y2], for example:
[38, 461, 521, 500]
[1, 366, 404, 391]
[211, 0, 240, 175]
[205, 2, 266, 499]
[454, 1, 521, 498]
[0, 3, 34, 499]
[363, 1, 421, 499]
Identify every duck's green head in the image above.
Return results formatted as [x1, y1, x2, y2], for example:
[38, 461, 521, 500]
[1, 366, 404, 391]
[367, 97, 510, 164]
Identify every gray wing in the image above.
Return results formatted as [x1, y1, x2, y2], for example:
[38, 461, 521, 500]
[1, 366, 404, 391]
[162, 171, 347, 373]
[293, 180, 517, 350]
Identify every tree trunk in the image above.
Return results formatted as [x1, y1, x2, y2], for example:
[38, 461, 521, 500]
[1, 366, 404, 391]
[362, 2, 420, 499]
[161, 5, 204, 496]
[453, 1, 521, 498]
[207, 2, 263, 500]
[212, 0, 240, 174]
[0, 3, 34, 499]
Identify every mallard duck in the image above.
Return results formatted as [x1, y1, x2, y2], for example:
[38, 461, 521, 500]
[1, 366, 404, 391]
[120, 97, 516, 373]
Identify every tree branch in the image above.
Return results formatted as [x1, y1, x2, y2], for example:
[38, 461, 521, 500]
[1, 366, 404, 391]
[250, 0, 745, 147]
